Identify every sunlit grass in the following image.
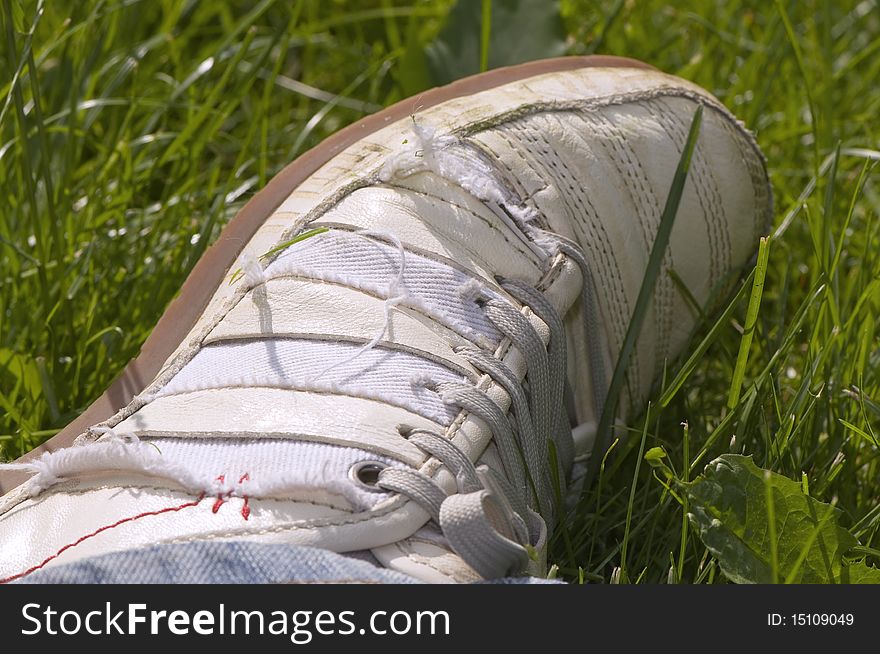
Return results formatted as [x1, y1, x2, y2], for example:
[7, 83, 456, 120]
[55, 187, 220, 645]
[2, 0, 879, 583]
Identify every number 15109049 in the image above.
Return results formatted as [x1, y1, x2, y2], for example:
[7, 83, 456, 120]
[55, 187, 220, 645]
[768, 613, 854, 627]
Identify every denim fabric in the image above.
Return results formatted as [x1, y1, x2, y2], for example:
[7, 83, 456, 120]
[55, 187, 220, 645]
[15, 542, 561, 584]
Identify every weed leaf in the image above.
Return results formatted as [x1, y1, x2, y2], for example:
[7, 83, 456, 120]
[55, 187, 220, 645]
[683, 455, 880, 584]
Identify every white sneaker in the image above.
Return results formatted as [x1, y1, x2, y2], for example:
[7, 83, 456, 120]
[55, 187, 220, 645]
[0, 56, 770, 583]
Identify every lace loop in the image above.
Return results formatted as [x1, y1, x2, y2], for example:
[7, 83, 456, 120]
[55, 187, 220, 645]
[439, 489, 530, 579]
[407, 429, 481, 493]
[376, 271, 580, 578]
[434, 380, 530, 519]
[498, 278, 574, 477]
[378, 431, 533, 579]
[455, 345, 552, 519]
[377, 467, 447, 523]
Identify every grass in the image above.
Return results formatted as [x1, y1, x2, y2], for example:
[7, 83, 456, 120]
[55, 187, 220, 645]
[2, 0, 880, 583]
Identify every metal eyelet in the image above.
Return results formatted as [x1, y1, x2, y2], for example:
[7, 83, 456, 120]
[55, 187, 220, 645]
[348, 461, 388, 491]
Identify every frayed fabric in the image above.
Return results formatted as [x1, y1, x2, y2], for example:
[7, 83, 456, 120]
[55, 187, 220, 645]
[0, 436, 203, 499]
[379, 122, 527, 217]
[264, 229, 503, 347]
[240, 251, 267, 289]
[379, 121, 548, 256]
[0, 436, 401, 510]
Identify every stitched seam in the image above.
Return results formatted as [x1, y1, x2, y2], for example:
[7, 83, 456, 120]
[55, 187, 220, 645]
[658, 98, 732, 285]
[397, 539, 470, 580]
[29, 483, 358, 511]
[204, 332, 477, 380]
[538, 113, 636, 392]
[471, 134, 531, 201]
[25, 483, 193, 498]
[645, 98, 722, 289]
[213, 274, 475, 349]
[0, 496, 204, 584]
[521, 115, 632, 343]
[204, 280, 471, 356]
[262, 269, 496, 348]
[719, 118, 772, 237]
[311, 224, 516, 285]
[583, 107, 671, 385]
[153, 384, 455, 429]
[456, 87, 763, 161]
[173, 330, 477, 381]
[156, 497, 407, 542]
[501, 117, 637, 403]
[633, 105, 688, 370]
[644, 98, 728, 364]
[481, 129, 553, 230]
[136, 426, 422, 466]
[526, 119, 632, 386]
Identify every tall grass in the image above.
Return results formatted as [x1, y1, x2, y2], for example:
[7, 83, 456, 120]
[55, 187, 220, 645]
[2, 0, 879, 583]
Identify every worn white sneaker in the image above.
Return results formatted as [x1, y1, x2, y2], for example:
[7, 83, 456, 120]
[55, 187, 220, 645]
[0, 56, 770, 583]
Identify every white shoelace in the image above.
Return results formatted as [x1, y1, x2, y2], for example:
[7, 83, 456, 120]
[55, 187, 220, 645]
[173, 228, 581, 577]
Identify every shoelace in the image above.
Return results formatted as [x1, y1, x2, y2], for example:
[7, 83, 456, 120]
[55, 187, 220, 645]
[372, 277, 573, 579]
[1, 122, 611, 580]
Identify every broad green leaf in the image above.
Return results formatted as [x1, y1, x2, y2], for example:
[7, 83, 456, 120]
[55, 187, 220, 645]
[425, 0, 567, 86]
[683, 455, 880, 584]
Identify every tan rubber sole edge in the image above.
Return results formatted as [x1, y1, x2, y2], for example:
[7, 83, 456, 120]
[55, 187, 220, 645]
[0, 55, 654, 494]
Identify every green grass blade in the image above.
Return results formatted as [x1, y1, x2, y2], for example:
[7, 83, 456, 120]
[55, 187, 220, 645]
[620, 407, 651, 585]
[480, 0, 491, 72]
[727, 236, 770, 409]
[659, 268, 756, 407]
[585, 104, 703, 487]
[773, 0, 819, 173]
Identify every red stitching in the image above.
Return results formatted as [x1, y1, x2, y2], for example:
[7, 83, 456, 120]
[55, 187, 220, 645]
[212, 475, 226, 513]
[239, 473, 250, 520]
[0, 496, 204, 584]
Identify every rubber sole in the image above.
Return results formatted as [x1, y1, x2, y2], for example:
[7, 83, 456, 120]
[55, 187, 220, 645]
[0, 55, 654, 494]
